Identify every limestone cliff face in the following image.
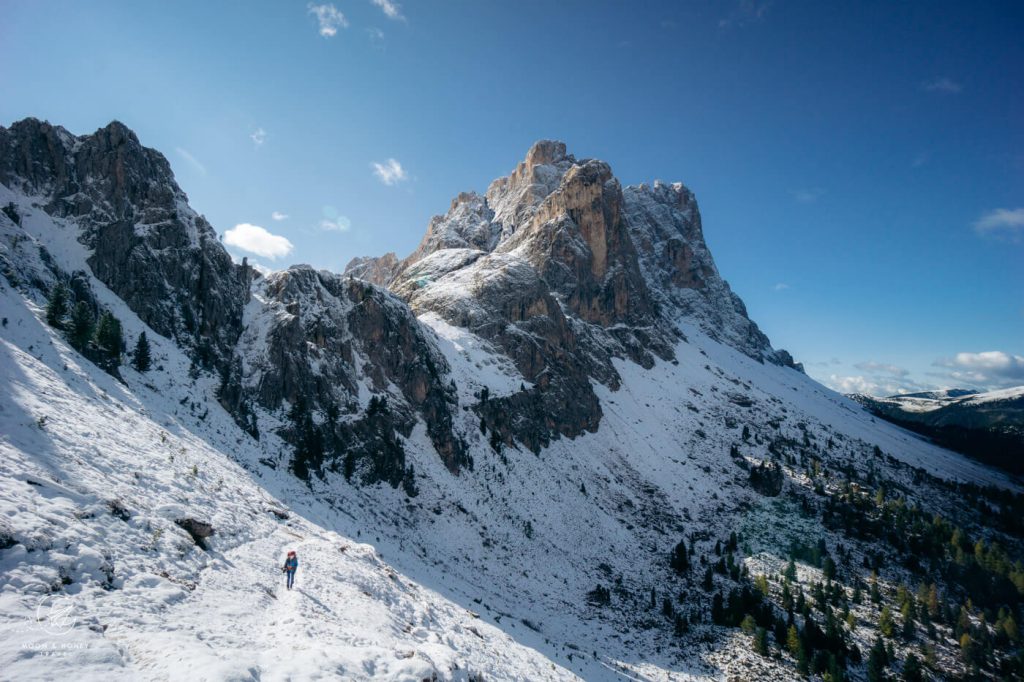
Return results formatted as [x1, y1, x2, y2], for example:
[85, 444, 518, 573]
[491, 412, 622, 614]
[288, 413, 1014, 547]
[377, 140, 799, 450]
[343, 252, 399, 288]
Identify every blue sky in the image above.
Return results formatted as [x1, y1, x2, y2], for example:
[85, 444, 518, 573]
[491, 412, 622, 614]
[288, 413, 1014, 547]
[2, 0, 1021, 395]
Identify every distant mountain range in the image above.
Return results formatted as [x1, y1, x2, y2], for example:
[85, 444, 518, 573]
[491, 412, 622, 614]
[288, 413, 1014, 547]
[851, 387, 1024, 475]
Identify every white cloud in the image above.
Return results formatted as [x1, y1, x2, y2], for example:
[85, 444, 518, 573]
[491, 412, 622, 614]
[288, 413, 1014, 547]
[371, 0, 405, 21]
[271, 211, 289, 221]
[250, 128, 267, 147]
[973, 207, 1024, 240]
[319, 216, 352, 232]
[790, 187, 824, 203]
[922, 77, 962, 94]
[933, 351, 1024, 388]
[223, 223, 294, 260]
[174, 148, 207, 176]
[854, 361, 909, 377]
[823, 374, 926, 397]
[773, 282, 790, 291]
[308, 3, 348, 37]
[372, 158, 408, 185]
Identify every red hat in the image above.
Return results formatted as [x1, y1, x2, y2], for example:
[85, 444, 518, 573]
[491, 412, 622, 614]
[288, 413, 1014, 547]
[288, 550, 296, 555]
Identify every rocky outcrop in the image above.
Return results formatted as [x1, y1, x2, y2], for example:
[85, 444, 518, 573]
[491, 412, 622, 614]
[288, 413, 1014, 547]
[231, 266, 466, 473]
[0, 118, 250, 370]
[344, 252, 399, 287]
[621, 181, 787, 365]
[382, 139, 805, 450]
[395, 250, 603, 451]
[175, 518, 215, 550]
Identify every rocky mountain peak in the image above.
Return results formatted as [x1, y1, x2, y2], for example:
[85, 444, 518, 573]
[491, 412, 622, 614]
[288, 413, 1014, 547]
[524, 139, 572, 168]
[343, 252, 399, 287]
[0, 117, 247, 370]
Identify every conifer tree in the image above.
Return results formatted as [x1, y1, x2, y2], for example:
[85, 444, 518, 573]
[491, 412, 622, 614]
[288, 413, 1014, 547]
[93, 310, 124, 367]
[787, 625, 802, 658]
[866, 637, 888, 682]
[670, 540, 690, 574]
[69, 301, 94, 350]
[753, 627, 769, 656]
[879, 605, 895, 638]
[132, 331, 152, 372]
[902, 653, 923, 682]
[46, 281, 69, 327]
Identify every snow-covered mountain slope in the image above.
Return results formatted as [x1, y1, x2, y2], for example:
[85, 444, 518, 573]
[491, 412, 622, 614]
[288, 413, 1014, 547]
[0, 263, 570, 682]
[2, 119, 1023, 681]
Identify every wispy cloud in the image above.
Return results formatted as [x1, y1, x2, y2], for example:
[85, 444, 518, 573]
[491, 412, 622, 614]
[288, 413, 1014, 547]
[824, 374, 924, 397]
[308, 3, 348, 37]
[790, 187, 824, 203]
[921, 77, 962, 94]
[773, 282, 790, 291]
[719, 0, 771, 28]
[818, 358, 927, 396]
[372, 158, 408, 185]
[854, 361, 909, 378]
[224, 223, 294, 259]
[271, 211, 289, 221]
[320, 216, 352, 232]
[973, 207, 1024, 241]
[175, 147, 207, 176]
[933, 351, 1024, 388]
[911, 152, 929, 168]
[371, 0, 405, 21]
[250, 127, 267, 147]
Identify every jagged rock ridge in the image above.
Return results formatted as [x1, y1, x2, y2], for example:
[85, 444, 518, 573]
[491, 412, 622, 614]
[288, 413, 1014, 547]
[352, 139, 802, 449]
[0, 118, 465, 480]
[0, 118, 800, 476]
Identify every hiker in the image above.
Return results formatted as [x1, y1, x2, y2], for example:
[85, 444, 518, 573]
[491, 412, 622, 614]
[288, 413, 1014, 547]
[282, 550, 298, 590]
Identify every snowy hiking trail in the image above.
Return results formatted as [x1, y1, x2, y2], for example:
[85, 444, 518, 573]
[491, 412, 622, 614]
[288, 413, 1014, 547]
[0, 280, 579, 682]
[99, 520, 576, 681]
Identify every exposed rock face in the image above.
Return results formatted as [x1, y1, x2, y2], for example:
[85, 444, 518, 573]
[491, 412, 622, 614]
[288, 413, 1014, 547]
[379, 140, 802, 449]
[231, 266, 466, 472]
[394, 249, 603, 451]
[343, 252, 399, 287]
[622, 181, 786, 364]
[0, 118, 249, 369]
[404, 192, 500, 270]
